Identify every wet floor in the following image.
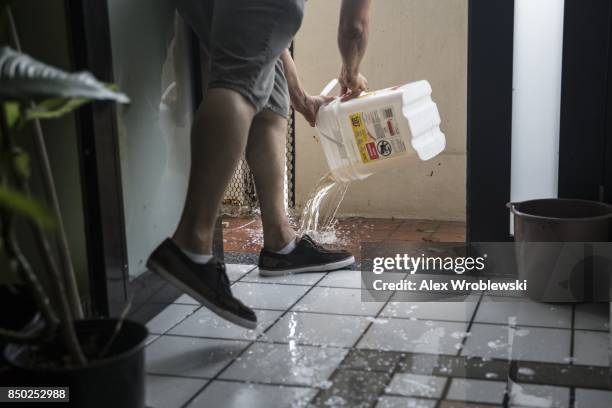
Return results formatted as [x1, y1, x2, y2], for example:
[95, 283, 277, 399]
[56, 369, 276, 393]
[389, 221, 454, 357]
[145, 264, 612, 408]
[222, 216, 467, 260]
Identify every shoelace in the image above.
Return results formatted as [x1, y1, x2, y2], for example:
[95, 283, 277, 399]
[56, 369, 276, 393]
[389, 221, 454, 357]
[213, 261, 232, 296]
[302, 235, 329, 252]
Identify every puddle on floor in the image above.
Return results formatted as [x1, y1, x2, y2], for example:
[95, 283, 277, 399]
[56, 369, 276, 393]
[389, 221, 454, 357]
[508, 381, 554, 407]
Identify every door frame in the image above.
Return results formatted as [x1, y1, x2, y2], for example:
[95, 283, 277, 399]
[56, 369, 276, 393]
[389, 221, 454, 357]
[68, 0, 522, 317]
[559, 0, 612, 203]
[467, 0, 515, 242]
[467, 0, 612, 240]
[66, 0, 129, 316]
[66, 0, 214, 320]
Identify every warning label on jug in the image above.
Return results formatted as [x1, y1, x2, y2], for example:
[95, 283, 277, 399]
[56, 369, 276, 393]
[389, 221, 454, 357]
[349, 106, 407, 164]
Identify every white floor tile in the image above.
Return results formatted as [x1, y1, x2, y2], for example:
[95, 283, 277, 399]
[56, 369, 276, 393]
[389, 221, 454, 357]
[381, 294, 479, 322]
[168, 308, 282, 341]
[262, 312, 370, 347]
[146, 304, 199, 334]
[357, 318, 468, 354]
[219, 342, 347, 386]
[508, 383, 569, 408]
[293, 287, 386, 316]
[461, 323, 509, 360]
[575, 388, 612, 408]
[317, 270, 363, 288]
[231, 282, 309, 310]
[474, 298, 572, 328]
[461, 324, 571, 364]
[226, 264, 257, 282]
[187, 380, 315, 408]
[242, 268, 327, 286]
[574, 303, 610, 331]
[174, 294, 199, 305]
[446, 378, 506, 404]
[385, 373, 446, 398]
[146, 335, 249, 378]
[573, 330, 610, 367]
[146, 375, 206, 408]
[173, 264, 256, 306]
[376, 396, 436, 408]
[506, 325, 574, 364]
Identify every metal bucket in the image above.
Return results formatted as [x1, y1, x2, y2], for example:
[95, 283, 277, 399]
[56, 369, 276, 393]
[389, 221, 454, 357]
[509, 199, 612, 302]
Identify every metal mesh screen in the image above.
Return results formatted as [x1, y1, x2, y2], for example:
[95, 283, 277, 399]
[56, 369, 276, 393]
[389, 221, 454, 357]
[286, 110, 296, 209]
[221, 111, 295, 216]
[221, 157, 258, 216]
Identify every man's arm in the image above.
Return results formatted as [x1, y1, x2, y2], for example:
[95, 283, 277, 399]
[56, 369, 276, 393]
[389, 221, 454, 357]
[338, 0, 372, 100]
[281, 49, 333, 127]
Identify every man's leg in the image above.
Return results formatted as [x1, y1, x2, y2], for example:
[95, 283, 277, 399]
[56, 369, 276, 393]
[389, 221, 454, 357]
[246, 110, 296, 251]
[152, 0, 305, 328]
[251, 109, 356, 275]
[252, 73, 355, 276]
[147, 86, 258, 329]
[173, 88, 256, 254]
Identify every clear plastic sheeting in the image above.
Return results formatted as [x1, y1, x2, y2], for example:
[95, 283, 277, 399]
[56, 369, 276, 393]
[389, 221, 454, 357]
[108, 2, 193, 278]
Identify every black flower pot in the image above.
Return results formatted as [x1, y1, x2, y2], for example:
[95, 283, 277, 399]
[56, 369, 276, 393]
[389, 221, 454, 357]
[4, 319, 148, 408]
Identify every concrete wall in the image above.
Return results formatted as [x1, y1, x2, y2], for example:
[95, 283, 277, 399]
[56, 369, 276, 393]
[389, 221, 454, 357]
[294, 0, 467, 221]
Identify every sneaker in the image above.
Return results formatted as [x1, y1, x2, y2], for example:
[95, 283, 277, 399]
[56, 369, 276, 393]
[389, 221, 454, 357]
[147, 239, 257, 329]
[258, 235, 355, 276]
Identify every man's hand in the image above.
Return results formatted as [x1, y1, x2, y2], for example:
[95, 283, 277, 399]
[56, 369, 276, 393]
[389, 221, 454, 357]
[339, 66, 368, 101]
[294, 94, 335, 127]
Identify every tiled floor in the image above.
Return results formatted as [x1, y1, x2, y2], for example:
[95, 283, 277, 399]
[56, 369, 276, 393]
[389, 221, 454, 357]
[222, 216, 466, 259]
[145, 264, 612, 408]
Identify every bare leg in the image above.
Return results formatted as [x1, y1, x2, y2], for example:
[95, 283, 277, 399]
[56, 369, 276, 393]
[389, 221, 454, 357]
[246, 110, 297, 251]
[173, 88, 256, 254]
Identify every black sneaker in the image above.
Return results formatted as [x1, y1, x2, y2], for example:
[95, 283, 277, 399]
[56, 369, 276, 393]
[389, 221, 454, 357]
[258, 235, 355, 276]
[147, 239, 257, 329]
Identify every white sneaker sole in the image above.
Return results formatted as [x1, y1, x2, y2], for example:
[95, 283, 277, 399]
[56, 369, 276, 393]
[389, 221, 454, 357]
[258, 256, 356, 277]
[147, 259, 257, 330]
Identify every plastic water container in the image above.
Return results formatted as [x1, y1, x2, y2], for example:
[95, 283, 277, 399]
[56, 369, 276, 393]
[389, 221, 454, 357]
[315, 79, 446, 182]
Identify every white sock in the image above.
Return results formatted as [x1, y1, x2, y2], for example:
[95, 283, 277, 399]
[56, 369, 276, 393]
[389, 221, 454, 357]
[181, 248, 214, 264]
[274, 238, 297, 255]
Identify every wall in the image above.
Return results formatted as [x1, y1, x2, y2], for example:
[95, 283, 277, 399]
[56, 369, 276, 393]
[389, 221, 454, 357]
[294, 0, 468, 221]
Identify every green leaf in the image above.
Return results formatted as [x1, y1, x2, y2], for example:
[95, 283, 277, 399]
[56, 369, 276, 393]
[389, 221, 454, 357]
[25, 98, 88, 121]
[3, 101, 20, 127]
[0, 185, 55, 229]
[0, 47, 129, 103]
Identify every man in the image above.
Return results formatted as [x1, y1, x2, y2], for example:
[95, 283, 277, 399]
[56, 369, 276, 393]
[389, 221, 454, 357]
[148, 0, 372, 329]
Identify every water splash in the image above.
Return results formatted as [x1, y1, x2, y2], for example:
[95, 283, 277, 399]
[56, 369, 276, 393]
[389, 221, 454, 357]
[298, 172, 349, 244]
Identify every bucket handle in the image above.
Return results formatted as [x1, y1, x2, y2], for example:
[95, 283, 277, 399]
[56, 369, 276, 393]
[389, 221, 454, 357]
[506, 202, 516, 212]
[321, 78, 339, 96]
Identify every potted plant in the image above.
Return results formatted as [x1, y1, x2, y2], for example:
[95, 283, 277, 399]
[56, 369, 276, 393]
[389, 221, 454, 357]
[0, 12, 148, 407]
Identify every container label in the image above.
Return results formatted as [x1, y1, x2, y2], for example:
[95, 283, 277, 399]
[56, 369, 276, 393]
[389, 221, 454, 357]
[349, 105, 407, 164]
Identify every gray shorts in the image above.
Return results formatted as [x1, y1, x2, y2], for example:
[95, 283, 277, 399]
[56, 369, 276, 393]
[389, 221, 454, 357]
[176, 0, 305, 118]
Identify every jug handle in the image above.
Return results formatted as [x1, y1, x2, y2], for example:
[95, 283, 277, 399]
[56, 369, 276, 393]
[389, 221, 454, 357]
[320, 78, 367, 98]
[321, 79, 339, 96]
